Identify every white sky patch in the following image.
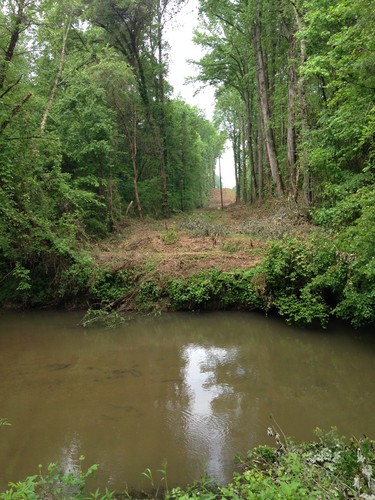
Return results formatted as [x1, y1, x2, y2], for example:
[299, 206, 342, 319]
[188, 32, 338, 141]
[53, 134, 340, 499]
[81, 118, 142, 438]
[165, 0, 236, 189]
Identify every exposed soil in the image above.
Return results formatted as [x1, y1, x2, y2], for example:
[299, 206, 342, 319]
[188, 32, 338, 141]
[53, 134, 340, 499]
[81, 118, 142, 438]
[208, 187, 236, 208]
[91, 190, 313, 279]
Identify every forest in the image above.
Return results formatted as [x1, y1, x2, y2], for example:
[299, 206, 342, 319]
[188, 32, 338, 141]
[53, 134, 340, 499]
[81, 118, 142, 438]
[0, 0, 374, 327]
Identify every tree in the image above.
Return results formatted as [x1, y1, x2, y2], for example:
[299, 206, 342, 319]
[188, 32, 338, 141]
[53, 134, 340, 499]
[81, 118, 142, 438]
[86, 0, 175, 216]
[194, 0, 286, 201]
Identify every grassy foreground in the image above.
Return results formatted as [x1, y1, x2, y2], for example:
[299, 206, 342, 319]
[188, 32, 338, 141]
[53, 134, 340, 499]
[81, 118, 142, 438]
[1, 428, 374, 499]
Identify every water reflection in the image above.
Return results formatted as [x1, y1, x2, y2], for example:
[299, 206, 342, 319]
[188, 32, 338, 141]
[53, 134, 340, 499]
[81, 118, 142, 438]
[60, 434, 82, 475]
[179, 344, 242, 481]
[0, 311, 374, 492]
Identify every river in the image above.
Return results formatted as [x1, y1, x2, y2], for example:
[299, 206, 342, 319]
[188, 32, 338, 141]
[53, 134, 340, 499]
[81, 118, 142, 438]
[0, 310, 374, 493]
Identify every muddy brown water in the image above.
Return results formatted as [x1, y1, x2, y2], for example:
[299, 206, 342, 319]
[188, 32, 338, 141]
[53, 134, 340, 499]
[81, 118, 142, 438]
[0, 310, 374, 493]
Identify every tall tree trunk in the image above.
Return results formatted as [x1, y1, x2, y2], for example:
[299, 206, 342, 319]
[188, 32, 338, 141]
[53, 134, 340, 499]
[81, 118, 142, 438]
[232, 132, 240, 203]
[40, 20, 71, 136]
[253, 3, 283, 195]
[128, 123, 143, 220]
[287, 32, 298, 199]
[291, 1, 313, 205]
[0, 0, 26, 91]
[257, 110, 264, 200]
[156, 0, 169, 217]
[131, 143, 143, 221]
[244, 89, 257, 202]
[218, 156, 224, 210]
[120, 102, 143, 220]
[241, 117, 247, 203]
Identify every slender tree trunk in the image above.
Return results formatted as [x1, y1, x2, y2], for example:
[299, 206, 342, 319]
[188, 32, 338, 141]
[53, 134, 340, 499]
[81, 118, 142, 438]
[232, 132, 240, 203]
[218, 156, 224, 210]
[291, 2, 313, 204]
[0, 0, 27, 91]
[244, 90, 257, 203]
[156, 0, 169, 217]
[131, 148, 143, 221]
[257, 111, 264, 200]
[123, 106, 143, 220]
[253, 2, 283, 196]
[40, 20, 71, 136]
[108, 171, 115, 230]
[131, 124, 143, 220]
[287, 33, 298, 199]
[0, 91, 32, 134]
[241, 118, 247, 203]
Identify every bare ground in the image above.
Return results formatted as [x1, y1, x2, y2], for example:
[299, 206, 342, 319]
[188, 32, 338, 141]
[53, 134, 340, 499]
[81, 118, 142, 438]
[90, 190, 313, 279]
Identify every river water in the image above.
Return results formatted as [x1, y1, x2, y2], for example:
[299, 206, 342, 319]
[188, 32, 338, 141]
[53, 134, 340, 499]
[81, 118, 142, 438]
[0, 311, 374, 493]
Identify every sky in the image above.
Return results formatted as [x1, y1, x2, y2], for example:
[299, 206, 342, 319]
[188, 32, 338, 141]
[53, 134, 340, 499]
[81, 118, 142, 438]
[164, 1, 236, 188]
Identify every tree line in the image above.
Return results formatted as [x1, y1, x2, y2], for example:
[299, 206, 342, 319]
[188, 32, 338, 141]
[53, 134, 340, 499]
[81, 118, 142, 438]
[194, 0, 374, 204]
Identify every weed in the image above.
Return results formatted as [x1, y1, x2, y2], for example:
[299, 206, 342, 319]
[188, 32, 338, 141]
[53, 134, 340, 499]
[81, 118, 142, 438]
[162, 226, 179, 245]
[222, 240, 241, 253]
[144, 259, 156, 273]
[181, 217, 228, 238]
[81, 308, 126, 329]
[0, 457, 115, 499]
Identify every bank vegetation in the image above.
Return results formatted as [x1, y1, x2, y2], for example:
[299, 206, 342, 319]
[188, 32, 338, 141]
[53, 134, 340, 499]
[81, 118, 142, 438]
[1, 427, 374, 499]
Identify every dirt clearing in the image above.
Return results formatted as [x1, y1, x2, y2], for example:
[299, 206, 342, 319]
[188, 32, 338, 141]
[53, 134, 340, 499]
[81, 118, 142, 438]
[91, 191, 312, 278]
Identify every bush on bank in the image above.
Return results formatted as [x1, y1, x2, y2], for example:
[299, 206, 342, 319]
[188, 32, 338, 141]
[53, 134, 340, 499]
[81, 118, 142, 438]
[1, 428, 374, 499]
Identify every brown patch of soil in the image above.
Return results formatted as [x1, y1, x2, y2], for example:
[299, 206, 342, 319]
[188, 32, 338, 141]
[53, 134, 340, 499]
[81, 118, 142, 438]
[208, 188, 236, 209]
[91, 193, 313, 279]
[93, 226, 263, 278]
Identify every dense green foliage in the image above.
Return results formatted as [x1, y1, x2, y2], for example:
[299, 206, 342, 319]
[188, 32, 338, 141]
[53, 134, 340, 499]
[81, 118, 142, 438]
[0, 0, 224, 306]
[195, 0, 375, 204]
[169, 428, 375, 499]
[168, 268, 261, 310]
[1, 429, 374, 498]
[0, 0, 374, 330]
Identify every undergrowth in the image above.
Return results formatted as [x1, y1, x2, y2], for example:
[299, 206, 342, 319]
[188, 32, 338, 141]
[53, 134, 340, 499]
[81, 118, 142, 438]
[1, 182, 373, 329]
[1, 429, 373, 499]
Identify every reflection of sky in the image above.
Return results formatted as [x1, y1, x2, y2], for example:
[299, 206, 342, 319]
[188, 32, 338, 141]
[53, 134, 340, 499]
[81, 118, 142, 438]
[180, 344, 241, 481]
[60, 433, 81, 475]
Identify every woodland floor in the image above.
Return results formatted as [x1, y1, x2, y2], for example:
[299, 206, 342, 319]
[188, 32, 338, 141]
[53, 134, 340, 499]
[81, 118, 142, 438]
[91, 189, 314, 278]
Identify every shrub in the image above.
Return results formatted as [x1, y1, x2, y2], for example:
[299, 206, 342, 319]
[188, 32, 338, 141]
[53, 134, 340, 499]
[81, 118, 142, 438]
[167, 269, 261, 311]
[0, 457, 116, 499]
[255, 235, 346, 327]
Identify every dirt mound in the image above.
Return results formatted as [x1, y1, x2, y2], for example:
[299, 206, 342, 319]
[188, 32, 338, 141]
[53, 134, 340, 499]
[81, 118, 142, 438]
[208, 188, 236, 208]
[91, 193, 313, 279]
[94, 222, 263, 278]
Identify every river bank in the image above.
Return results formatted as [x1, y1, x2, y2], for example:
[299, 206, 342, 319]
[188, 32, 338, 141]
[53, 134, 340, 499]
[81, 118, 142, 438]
[81, 199, 318, 325]
[1, 193, 373, 329]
